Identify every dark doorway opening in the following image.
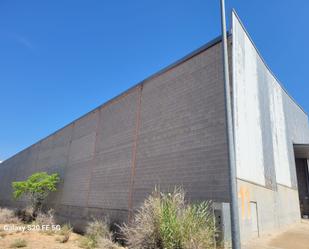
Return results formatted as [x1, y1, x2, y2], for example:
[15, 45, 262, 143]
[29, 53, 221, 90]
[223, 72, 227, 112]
[294, 144, 309, 218]
[295, 158, 309, 217]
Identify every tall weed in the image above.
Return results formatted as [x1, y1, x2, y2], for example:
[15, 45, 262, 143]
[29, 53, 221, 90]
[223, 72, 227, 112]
[121, 188, 216, 249]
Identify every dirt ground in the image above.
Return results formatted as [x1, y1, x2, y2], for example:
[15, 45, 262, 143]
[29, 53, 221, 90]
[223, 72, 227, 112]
[2, 220, 309, 249]
[0, 223, 83, 249]
[243, 219, 309, 249]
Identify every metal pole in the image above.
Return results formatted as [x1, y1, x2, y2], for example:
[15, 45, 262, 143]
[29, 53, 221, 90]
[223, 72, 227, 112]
[219, 0, 241, 248]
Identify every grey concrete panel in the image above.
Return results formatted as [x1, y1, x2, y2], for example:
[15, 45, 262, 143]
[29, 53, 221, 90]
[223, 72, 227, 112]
[45, 125, 74, 205]
[69, 133, 96, 164]
[0, 163, 12, 202]
[1, 163, 19, 204]
[49, 144, 71, 171]
[232, 12, 309, 189]
[52, 124, 74, 147]
[95, 90, 138, 154]
[36, 136, 55, 170]
[88, 90, 138, 210]
[283, 93, 309, 188]
[72, 110, 99, 140]
[232, 11, 309, 242]
[60, 159, 94, 207]
[256, 58, 277, 190]
[237, 179, 300, 241]
[132, 41, 230, 208]
[27, 144, 40, 169]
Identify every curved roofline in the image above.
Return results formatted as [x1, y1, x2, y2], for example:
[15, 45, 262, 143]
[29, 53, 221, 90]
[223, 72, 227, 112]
[231, 9, 308, 117]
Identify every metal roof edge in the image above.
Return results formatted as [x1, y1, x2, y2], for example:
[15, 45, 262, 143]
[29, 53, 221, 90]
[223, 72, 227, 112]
[2, 35, 223, 163]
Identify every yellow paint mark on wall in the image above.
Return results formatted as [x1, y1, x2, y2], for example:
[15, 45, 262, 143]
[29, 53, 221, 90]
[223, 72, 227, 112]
[239, 186, 252, 220]
[246, 190, 251, 219]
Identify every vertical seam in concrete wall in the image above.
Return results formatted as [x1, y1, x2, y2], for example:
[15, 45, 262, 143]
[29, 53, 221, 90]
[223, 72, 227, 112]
[58, 122, 75, 207]
[86, 109, 102, 207]
[34, 141, 42, 171]
[128, 84, 143, 219]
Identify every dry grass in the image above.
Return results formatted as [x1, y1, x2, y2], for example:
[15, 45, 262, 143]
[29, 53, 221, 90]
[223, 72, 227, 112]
[79, 218, 111, 249]
[9, 238, 27, 248]
[79, 218, 124, 249]
[35, 209, 55, 226]
[16, 206, 35, 223]
[0, 208, 20, 224]
[79, 236, 124, 249]
[121, 191, 162, 249]
[0, 228, 7, 238]
[78, 236, 97, 249]
[0, 223, 83, 249]
[35, 209, 57, 236]
[56, 224, 73, 243]
[96, 237, 124, 249]
[121, 187, 216, 249]
[0, 188, 217, 249]
[0, 206, 83, 248]
[86, 218, 112, 240]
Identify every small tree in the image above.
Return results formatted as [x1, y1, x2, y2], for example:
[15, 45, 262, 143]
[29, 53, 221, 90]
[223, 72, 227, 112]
[12, 172, 60, 212]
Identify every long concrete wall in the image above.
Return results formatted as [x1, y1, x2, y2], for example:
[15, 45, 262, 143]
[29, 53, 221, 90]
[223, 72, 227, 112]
[0, 38, 230, 227]
[232, 11, 309, 241]
[2, 11, 308, 242]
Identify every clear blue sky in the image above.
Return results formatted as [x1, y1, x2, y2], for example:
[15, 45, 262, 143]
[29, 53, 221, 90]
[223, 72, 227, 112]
[1, 1, 308, 161]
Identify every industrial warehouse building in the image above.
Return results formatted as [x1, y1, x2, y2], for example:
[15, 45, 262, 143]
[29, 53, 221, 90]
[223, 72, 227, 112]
[0, 12, 309, 243]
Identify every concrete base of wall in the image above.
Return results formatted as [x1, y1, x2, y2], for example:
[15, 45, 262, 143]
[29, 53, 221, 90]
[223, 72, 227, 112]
[54, 205, 129, 233]
[0, 200, 128, 233]
[237, 179, 301, 242]
[3, 179, 299, 245]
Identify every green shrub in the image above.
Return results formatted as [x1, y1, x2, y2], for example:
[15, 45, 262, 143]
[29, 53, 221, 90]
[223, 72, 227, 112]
[79, 236, 124, 249]
[9, 238, 27, 248]
[12, 172, 60, 212]
[79, 236, 97, 249]
[121, 187, 216, 249]
[182, 202, 217, 249]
